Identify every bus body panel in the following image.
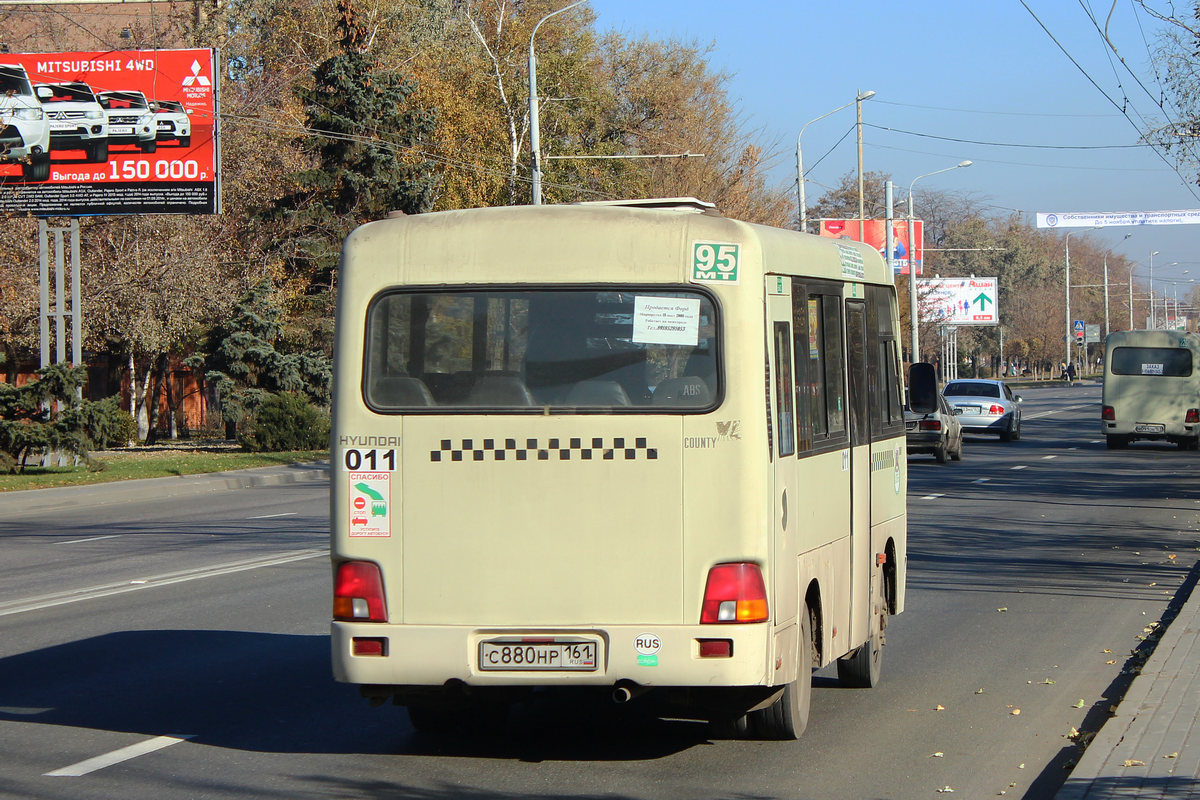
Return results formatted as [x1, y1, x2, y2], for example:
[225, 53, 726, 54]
[331, 202, 906, 718]
[1102, 330, 1200, 444]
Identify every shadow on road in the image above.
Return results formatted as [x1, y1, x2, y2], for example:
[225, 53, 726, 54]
[0, 630, 710, 761]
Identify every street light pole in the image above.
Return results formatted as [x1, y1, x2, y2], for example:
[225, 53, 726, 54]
[1149, 250, 1159, 327]
[1065, 233, 1072, 367]
[1104, 233, 1133, 339]
[796, 90, 874, 233]
[857, 88, 867, 240]
[528, 0, 585, 205]
[907, 160, 972, 364]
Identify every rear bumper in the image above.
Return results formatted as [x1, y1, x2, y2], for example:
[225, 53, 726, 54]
[905, 431, 945, 453]
[959, 414, 1011, 434]
[1103, 420, 1196, 440]
[332, 621, 777, 689]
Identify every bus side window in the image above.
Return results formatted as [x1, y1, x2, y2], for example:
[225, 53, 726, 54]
[822, 295, 846, 436]
[773, 321, 796, 457]
[791, 283, 814, 452]
[804, 296, 827, 439]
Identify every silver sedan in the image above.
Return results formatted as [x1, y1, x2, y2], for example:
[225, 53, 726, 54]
[942, 379, 1023, 442]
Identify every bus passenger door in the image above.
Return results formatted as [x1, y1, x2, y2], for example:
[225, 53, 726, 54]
[845, 299, 871, 645]
[767, 277, 798, 624]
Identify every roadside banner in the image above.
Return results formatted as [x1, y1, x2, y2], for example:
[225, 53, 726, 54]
[1036, 210, 1200, 228]
[0, 48, 219, 215]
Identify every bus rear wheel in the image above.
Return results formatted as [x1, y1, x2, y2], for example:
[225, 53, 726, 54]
[838, 573, 888, 688]
[748, 605, 812, 740]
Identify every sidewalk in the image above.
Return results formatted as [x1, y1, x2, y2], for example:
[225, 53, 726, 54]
[0, 460, 330, 516]
[1056, 577, 1200, 798]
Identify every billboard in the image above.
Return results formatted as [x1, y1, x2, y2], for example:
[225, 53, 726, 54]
[916, 277, 998, 326]
[0, 48, 219, 215]
[817, 218, 924, 275]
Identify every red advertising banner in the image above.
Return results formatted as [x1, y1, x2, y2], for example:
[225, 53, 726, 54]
[0, 48, 219, 215]
[817, 219, 924, 275]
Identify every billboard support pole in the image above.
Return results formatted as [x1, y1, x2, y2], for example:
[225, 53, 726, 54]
[37, 218, 83, 387]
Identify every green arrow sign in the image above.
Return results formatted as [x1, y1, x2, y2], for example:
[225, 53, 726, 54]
[973, 293, 993, 309]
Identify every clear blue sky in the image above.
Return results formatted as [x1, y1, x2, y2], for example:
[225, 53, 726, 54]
[591, 0, 1200, 295]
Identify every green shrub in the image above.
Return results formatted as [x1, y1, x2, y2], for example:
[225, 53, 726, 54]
[72, 396, 138, 449]
[238, 391, 329, 452]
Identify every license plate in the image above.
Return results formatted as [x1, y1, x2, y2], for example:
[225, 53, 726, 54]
[49, 122, 75, 130]
[110, 125, 133, 134]
[960, 405, 981, 415]
[1135, 423, 1165, 433]
[479, 639, 598, 671]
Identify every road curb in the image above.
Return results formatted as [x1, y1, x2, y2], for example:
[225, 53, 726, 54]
[0, 460, 331, 515]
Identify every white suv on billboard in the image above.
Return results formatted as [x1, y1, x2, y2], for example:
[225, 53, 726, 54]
[0, 63, 51, 181]
[150, 99, 191, 147]
[35, 81, 108, 163]
[96, 89, 157, 153]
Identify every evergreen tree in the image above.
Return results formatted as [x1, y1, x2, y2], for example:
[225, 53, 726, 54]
[192, 281, 331, 438]
[274, 0, 438, 291]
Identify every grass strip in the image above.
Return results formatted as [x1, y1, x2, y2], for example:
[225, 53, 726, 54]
[0, 449, 328, 492]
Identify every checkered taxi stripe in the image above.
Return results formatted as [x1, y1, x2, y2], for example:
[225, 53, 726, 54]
[431, 437, 658, 462]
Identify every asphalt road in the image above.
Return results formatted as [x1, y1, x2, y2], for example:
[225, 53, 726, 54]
[1, 382, 1197, 800]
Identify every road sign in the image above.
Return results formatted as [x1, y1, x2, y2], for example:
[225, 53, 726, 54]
[1073, 320, 1085, 332]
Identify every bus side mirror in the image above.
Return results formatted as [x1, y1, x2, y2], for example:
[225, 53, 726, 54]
[908, 362, 937, 414]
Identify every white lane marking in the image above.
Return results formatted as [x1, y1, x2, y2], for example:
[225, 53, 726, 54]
[972, 478, 991, 484]
[1042, 455, 1058, 460]
[923, 494, 945, 500]
[45, 735, 194, 777]
[1011, 465, 1028, 470]
[0, 548, 327, 618]
[57, 535, 123, 545]
[1023, 404, 1090, 420]
[247, 512, 297, 519]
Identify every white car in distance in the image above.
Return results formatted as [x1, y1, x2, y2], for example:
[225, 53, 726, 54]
[36, 81, 109, 163]
[0, 63, 51, 181]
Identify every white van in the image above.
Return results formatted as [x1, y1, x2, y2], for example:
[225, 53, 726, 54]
[1101, 329, 1200, 449]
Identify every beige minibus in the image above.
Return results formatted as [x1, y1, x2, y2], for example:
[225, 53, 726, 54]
[1102, 329, 1200, 449]
[329, 199, 933, 739]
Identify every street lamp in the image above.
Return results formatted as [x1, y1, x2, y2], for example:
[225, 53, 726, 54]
[907, 160, 972, 363]
[1103, 233, 1133, 339]
[796, 90, 874, 233]
[528, 0, 585, 205]
[1149, 250, 1160, 327]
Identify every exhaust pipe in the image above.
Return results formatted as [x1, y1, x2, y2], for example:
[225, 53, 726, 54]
[611, 680, 645, 704]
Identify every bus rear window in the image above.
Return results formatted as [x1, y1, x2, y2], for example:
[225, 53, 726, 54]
[1111, 346, 1193, 377]
[363, 289, 718, 411]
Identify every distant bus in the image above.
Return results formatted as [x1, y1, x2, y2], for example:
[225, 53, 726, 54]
[329, 198, 932, 739]
[1102, 329, 1200, 449]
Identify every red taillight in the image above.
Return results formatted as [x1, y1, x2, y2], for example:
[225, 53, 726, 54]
[700, 563, 769, 623]
[988, 404, 1005, 415]
[1102, 405, 1116, 421]
[918, 419, 942, 431]
[1188, 409, 1200, 424]
[333, 561, 388, 622]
